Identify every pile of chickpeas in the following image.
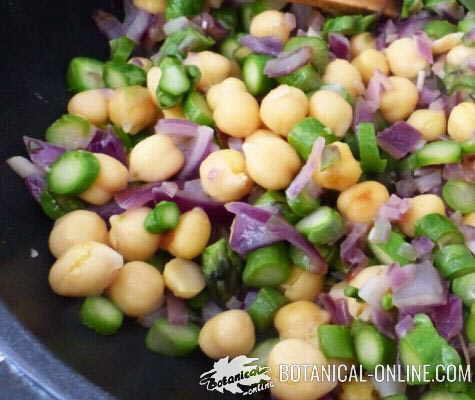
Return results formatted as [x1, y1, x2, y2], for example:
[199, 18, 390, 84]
[44, 5, 475, 400]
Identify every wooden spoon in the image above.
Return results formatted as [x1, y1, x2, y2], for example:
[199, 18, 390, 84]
[290, 0, 399, 17]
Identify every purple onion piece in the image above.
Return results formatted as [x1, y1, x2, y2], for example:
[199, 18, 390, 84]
[156, 118, 200, 137]
[371, 307, 396, 339]
[23, 136, 65, 171]
[377, 122, 422, 160]
[368, 217, 391, 244]
[192, 13, 229, 41]
[166, 292, 189, 326]
[115, 182, 162, 209]
[395, 178, 417, 198]
[328, 33, 350, 60]
[239, 35, 284, 57]
[264, 46, 313, 78]
[365, 70, 392, 113]
[88, 201, 125, 221]
[86, 128, 128, 166]
[414, 170, 442, 193]
[395, 314, 414, 338]
[123, 0, 154, 42]
[414, 31, 433, 64]
[429, 294, 463, 341]
[353, 99, 375, 132]
[138, 306, 167, 328]
[25, 174, 47, 202]
[340, 224, 369, 270]
[411, 236, 435, 259]
[202, 302, 223, 322]
[92, 9, 124, 40]
[319, 294, 353, 326]
[378, 194, 410, 222]
[177, 126, 214, 180]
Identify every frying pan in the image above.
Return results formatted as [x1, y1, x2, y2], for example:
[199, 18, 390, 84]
[0, 1, 239, 398]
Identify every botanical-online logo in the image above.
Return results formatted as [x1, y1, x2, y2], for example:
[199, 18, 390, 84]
[199, 355, 273, 395]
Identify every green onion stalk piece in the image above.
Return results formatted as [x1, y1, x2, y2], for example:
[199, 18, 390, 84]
[46, 114, 93, 150]
[296, 206, 344, 246]
[452, 272, 475, 306]
[144, 201, 181, 234]
[414, 213, 464, 247]
[109, 36, 136, 63]
[319, 324, 356, 360]
[254, 191, 299, 224]
[243, 54, 276, 96]
[433, 244, 475, 279]
[284, 36, 330, 74]
[66, 57, 105, 92]
[80, 296, 123, 335]
[165, 0, 205, 20]
[247, 287, 288, 332]
[104, 61, 146, 88]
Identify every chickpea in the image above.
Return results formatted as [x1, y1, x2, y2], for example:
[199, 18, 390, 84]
[108, 261, 164, 317]
[260, 85, 309, 137]
[163, 105, 186, 120]
[79, 153, 129, 205]
[243, 130, 302, 190]
[199, 310, 255, 359]
[380, 76, 419, 123]
[199, 149, 254, 202]
[323, 59, 365, 97]
[280, 267, 324, 302]
[147, 66, 161, 105]
[448, 102, 475, 143]
[313, 142, 362, 191]
[463, 212, 475, 226]
[229, 59, 242, 79]
[206, 77, 247, 110]
[163, 258, 206, 299]
[432, 32, 464, 55]
[268, 339, 336, 400]
[128, 57, 153, 72]
[309, 90, 353, 137]
[49, 210, 109, 258]
[109, 207, 161, 261]
[133, 0, 166, 14]
[446, 45, 475, 66]
[399, 194, 446, 237]
[274, 301, 330, 343]
[407, 109, 446, 141]
[250, 10, 294, 42]
[337, 181, 390, 224]
[184, 51, 232, 92]
[108, 86, 158, 134]
[350, 32, 376, 58]
[49, 241, 123, 297]
[214, 91, 261, 138]
[339, 380, 378, 400]
[385, 37, 428, 78]
[67, 89, 109, 126]
[351, 49, 389, 83]
[129, 134, 184, 182]
[161, 207, 211, 259]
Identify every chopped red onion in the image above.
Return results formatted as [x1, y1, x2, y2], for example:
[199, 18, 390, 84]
[377, 122, 422, 160]
[23, 136, 66, 171]
[340, 224, 369, 270]
[397, 12, 432, 39]
[225, 296, 243, 310]
[395, 314, 414, 338]
[138, 306, 167, 328]
[368, 217, 391, 244]
[123, 0, 154, 42]
[376, 19, 398, 50]
[243, 291, 258, 309]
[419, 85, 441, 108]
[352, 99, 375, 132]
[142, 13, 166, 49]
[416, 70, 426, 91]
[442, 162, 475, 182]
[290, 4, 323, 32]
[88, 201, 125, 221]
[378, 194, 410, 222]
[431, 55, 446, 79]
[328, 34, 350, 60]
[163, 16, 191, 35]
[366, 70, 392, 112]
[387, 263, 414, 290]
[414, 31, 433, 64]
[359, 269, 391, 307]
[7, 156, 43, 179]
[202, 302, 223, 322]
[395, 178, 417, 198]
[226, 202, 327, 273]
[432, 1, 464, 19]
[166, 292, 189, 325]
[371, 307, 396, 339]
[319, 294, 353, 326]
[115, 182, 161, 209]
[227, 137, 243, 151]
[24, 174, 46, 202]
[429, 294, 463, 341]
[156, 118, 200, 137]
[239, 35, 284, 57]
[86, 127, 128, 166]
[391, 261, 446, 312]
[92, 9, 124, 40]
[286, 137, 325, 201]
[177, 125, 214, 180]
[192, 13, 228, 41]
[411, 236, 434, 259]
[264, 46, 313, 78]
[414, 169, 442, 193]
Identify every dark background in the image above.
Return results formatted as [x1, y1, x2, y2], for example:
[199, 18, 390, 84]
[0, 1, 236, 398]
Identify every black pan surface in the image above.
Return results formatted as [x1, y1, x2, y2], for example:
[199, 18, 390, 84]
[0, 1, 237, 398]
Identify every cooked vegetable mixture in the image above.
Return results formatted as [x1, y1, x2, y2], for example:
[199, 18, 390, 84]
[6, 0, 475, 398]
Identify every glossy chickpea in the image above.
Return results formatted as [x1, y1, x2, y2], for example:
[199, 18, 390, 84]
[199, 310, 255, 359]
[206, 78, 247, 110]
[67, 89, 110, 126]
[339, 380, 379, 400]
[260, 85, 309, 137]
[161, 208, 211, 259]
[108, 86, 158, 134]
[199, 149, 254, 202]
[407, 109, 446, 141]
[163, 258, 206, 299]
[463, 212, 475, 226]
[49, 241, 123, 297]
[280, 267, 324, 302]
[323, 59, 365, 97]
[48, 210, 109, 258]
[133, 0, 166, 14]
[163, 105, 186, 119]
[313, 142, 362, 191]
[337, 181, 390, 224]
[250, 10, 294, 42]
[184, 51, 232, 91]
[448, 102, 475, 142]
[109, 207, 161, 261]
[352, 49, 389, 83]
[309, 90, 353, 137]
[380, 76, 419, 123]
[79, 153, 129, 206]
[243, 130, 302, 190]
[399, 194, 446, 237]
[350, 32, 376, 58]
[446, 45, 475, 66]
[432, 32, 464, 55]
[385, 37, 428, 78]
[108, 261, 165, 317]
[147, 66, 161, 105]
[129, 134, 185, 182]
